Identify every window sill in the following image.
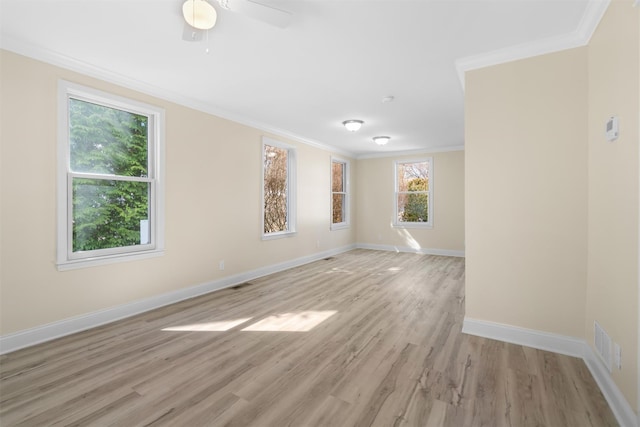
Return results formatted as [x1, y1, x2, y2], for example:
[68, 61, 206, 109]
[261, 231, 297, 241]
[57, 249, 164, 271]
[330, 223, 350, 231]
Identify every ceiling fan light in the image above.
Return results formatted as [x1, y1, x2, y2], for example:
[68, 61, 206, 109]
[373, 136, 391, 145]
[342, 120, 364, 132]
[183, 0, 217, 30]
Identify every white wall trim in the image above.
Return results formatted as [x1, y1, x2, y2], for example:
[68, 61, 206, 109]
[356, 243, 464, 258]
[455, 0, 610, 91]
[0, 244, 356, 355]
[0, 37, 355, 159]
[356, 145, 464, 160]
[463, 317, 638, 427]
[637, 50, 640, 425]
[462, 317, 586, 357]
[582, 347, 640, 427]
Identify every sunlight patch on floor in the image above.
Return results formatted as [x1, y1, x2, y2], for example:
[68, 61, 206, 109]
[162, 318, 252, 332]
[241, 310, 337, 332]
[327, 267, 352, 274]
[161, 311, 338, 333]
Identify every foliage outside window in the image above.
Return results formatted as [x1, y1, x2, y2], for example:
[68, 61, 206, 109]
[394, 159, 433, 228]
[331, 157, 349, 230]
[262, 138, 296, 238]
[57, 81, 164, 270]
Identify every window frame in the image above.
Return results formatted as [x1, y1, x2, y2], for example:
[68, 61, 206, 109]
[57, 80, 165, 270]
[393, 158, 433, 229]
[330, 156, 350, 230]
[261, 136, 297, 240]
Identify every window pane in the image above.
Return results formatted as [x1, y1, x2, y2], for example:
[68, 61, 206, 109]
[72, 178, 150, 252]
[397, 161, 429, 192]
[397, 193, 429, 223]
[264, 145, 288, 233]
[332, 162, 344, 192]
[69, 98, 148, 177]
[332, 193, 345, 224]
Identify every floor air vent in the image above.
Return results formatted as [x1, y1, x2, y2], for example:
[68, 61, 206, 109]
[594, 321, 612, 372]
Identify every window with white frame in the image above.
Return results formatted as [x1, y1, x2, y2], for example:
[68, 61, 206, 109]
[57, 81, 164, 270]
[331, 157, 349, 230]
[394, 158, 433, 228]
[262, 137, 296, 238]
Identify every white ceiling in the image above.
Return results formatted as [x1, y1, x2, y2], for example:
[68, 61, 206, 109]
[1, 0, 604, 157]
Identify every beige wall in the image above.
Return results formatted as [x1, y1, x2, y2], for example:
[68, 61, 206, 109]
[0, 50, 357, 334]
[465, 47, 589, 338]
[466, 0, 639, 412]
[586, 0, 639, 411]
[355, 151, 464, 253]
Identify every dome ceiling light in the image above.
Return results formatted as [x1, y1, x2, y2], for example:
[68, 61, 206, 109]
[342, 120, 364, 132]
[373, 136, 391, 145]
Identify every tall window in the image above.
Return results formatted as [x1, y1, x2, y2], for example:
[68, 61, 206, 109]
[394, 159, 433, 228]
[331, 157, 349, 230]
[262, 137, 296, 238]
[57, 81, 164, 270]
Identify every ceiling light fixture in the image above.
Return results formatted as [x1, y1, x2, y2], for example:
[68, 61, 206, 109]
[373, 136, 391, 146]
[183, 0, 217, 30]
[342, 120, 364, 132]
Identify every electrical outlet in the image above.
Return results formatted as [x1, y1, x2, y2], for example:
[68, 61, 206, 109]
[614, 343, 622, 370]
[219, 260, 225, 271]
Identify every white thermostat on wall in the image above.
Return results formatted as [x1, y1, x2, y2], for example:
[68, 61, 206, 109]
[606, 116, 619, 141]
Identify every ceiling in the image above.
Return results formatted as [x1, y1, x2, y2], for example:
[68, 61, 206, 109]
[1, 0, 602, 157]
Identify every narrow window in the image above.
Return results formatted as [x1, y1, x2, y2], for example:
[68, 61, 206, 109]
[262, 137, 296, 238]
[331, 157, 350, 230]
[57, 81, 164, 270]
[394, 159, 433, 228]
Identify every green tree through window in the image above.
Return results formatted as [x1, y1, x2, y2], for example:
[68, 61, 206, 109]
[69, 99, 151, 252]
[395, 160, 432, 226]
[401, 177, 428, 222]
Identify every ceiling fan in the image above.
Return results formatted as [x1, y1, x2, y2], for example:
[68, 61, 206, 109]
[182, 0, 291, 41]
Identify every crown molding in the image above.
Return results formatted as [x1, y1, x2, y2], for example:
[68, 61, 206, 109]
[1, 37, 464, 159]
[356, 144, 464, 160]
[455, 0, 610, 91]
[0, 36, 356, 159]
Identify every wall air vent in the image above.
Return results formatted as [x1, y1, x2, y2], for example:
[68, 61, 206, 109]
[594, 321, 612, 372]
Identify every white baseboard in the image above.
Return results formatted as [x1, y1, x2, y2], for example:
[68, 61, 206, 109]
[463, 317, 638, 427]
[356, 243, 465, 258]
[0, 244, 356, 355]
[582, 346, 640, 427]
[461, 317, 586, 357]
[3, 250, 633, 424]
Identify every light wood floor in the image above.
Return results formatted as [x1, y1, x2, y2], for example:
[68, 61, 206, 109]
[0, 250, 617, 426]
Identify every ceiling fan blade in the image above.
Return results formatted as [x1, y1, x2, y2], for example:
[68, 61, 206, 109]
[225, 0, 292, 28]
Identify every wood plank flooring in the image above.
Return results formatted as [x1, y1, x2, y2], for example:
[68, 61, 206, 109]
[0, 250, 618, 426]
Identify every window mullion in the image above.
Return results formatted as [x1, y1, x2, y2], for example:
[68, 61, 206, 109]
[68, 172, 152, 183]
